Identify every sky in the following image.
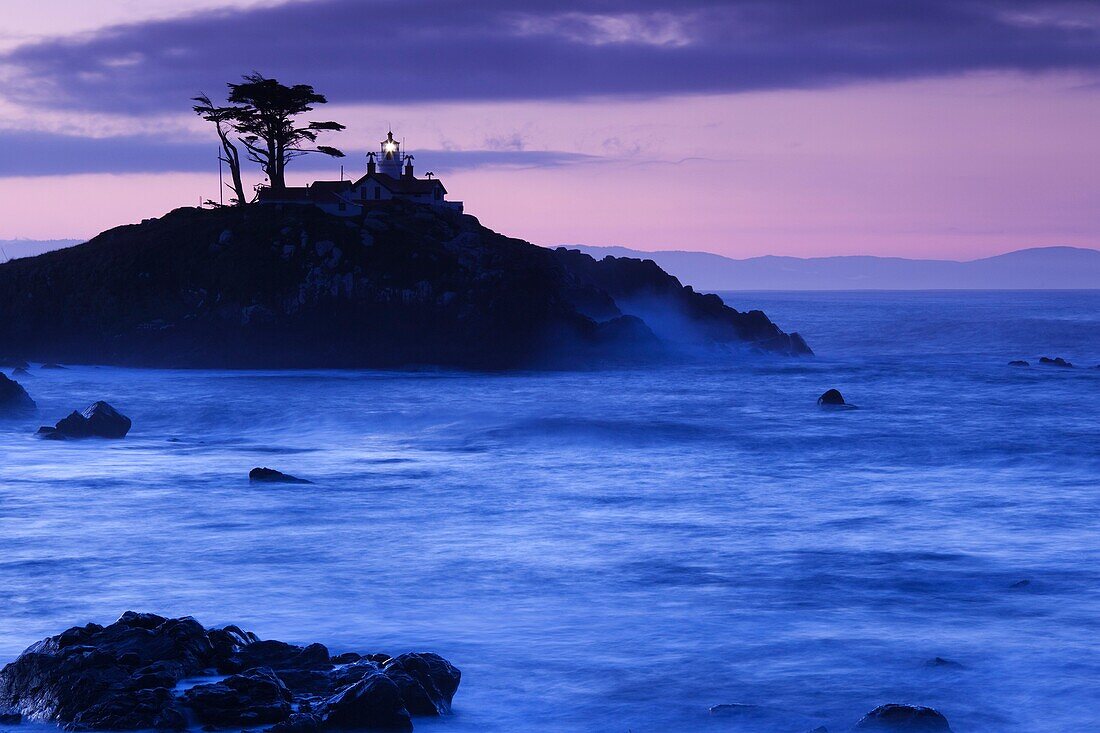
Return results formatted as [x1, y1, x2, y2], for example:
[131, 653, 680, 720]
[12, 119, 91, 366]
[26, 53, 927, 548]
[1, 0, 1099, 258]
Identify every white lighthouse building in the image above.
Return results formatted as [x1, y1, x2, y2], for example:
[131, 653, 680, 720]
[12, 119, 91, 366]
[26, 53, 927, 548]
[376, 131, 403, 177]
[257, 130, 462, 215]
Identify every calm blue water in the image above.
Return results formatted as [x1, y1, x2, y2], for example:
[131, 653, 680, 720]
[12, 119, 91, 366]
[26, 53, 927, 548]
[1, 290, 1099, 733]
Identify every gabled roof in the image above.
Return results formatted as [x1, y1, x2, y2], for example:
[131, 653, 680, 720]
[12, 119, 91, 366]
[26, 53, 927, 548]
[308, 180, 355, 205]
[351, 172, 447, 195]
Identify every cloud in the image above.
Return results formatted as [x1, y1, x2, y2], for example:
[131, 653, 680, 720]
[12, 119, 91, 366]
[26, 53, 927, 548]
[2, 0, 1100, 115]
[0, 129, 596, 177]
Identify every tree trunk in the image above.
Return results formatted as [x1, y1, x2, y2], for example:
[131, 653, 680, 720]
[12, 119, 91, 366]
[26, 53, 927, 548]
[215, 123, 247, 205]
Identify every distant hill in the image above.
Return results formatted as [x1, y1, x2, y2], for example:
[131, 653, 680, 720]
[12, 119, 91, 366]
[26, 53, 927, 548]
[0, 239, 83, 262]
[558, 245, 1100, 290]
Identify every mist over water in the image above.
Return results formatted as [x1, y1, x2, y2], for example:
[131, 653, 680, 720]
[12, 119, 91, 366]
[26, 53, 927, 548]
[2, 290, 1099, 733]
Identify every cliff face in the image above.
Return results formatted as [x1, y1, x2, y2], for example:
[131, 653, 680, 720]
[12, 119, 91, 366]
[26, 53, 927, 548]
[0, 203, 810, 369]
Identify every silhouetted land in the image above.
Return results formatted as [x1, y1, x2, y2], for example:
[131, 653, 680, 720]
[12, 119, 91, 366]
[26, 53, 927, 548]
[0, 203, 808, 369]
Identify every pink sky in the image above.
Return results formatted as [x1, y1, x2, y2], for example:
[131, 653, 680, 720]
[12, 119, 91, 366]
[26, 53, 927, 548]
[1, 1, 1099, 259]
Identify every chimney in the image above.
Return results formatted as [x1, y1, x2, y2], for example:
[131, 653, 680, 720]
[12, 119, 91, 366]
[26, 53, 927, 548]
[403, 155, 414, 179]
[367, 152, 376, 174]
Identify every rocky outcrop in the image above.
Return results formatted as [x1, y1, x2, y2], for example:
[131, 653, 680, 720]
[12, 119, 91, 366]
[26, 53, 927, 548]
[817, 389, 855, 408]
[1008, 360, 1029, 367]
[854, 704, 952, 731]
[0, 612, 460, 732]
[249, 468, 313, 484]
[1039, 356, 1073, 367]
[0, 374, 35, 416]
[0, 203, 809, 369]
[37, 401, 131, 439]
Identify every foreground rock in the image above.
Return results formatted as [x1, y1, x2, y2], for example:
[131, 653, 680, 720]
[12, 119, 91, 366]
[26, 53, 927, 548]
[0, 374, 35, 416]
[0, 203, 810, 369]
[817, 389, 855, 409]
[0, 612, 460, 732]
[37, 401, 131, 439]
[1039, 356, 1073, 368]
[854, 704, 952, 731]
[250, 467, 312, 484]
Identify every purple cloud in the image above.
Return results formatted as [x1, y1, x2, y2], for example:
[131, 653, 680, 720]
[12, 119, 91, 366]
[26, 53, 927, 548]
[2, 0, 1100, 114]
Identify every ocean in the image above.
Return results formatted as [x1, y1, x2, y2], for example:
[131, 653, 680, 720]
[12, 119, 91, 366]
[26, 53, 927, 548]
[1, 290, 1098, 733]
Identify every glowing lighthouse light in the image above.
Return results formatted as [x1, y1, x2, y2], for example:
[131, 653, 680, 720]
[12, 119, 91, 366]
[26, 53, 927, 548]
[382, 131, 400, 158]
[377, 131, 403, 176]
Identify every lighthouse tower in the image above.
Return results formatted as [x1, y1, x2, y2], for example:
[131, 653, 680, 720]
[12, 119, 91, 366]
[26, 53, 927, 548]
[378, 131, 402, 177]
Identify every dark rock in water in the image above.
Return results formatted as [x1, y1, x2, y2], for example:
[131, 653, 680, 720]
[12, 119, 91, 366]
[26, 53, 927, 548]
[0, 612, 208, 730]
[0, 203, 809, 369]
[709, 703, 762, 716]
[925, 657, 963, 669]
[182, 667, 292, 726]
[39, 363, 66, 370]
[37, 401, 131, 439]
[1039, 356, 1073, 368]
[11, 367, 31, 378]
[319, 672, 412, 732]
[0, 613, 460, 732]
[0, 374, 35, 415]
[249, 467, 312, 485]
[382, 654, 461, 716]
[1008, 360, 1029, 367]
[1010, 579, 1031, 589]
[854, 704, 952, 731]
[817, 389, 854, 408]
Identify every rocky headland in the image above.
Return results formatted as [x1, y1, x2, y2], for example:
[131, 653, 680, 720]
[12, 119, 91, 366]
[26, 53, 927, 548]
[0, 202, 810, 369]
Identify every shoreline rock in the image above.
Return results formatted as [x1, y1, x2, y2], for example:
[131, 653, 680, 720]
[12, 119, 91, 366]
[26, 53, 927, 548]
[0, 374, 35, 416]
[0, 612, 460, 732]
[250, 468, 312, 484]
[817, 389, 856, 409]
[854, 704, 952, 731]
[1038, 356, 1073, 368]
[37, 401, 131, 439]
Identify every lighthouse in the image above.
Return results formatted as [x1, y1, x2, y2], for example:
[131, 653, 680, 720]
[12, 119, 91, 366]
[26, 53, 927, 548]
[257, 129, 462, 214]
[378, 131, 402, 177]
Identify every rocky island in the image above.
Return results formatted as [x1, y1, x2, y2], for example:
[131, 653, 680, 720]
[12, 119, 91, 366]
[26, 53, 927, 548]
[0, 202, 809, 369]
